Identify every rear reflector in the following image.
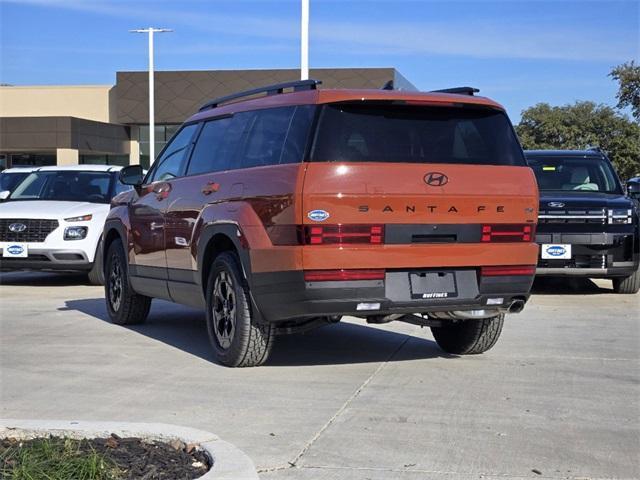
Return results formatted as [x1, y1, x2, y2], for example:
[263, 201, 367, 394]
[481, 265, 536, 276]
[481, 224, 534, 242]
[304, 269, 385, 282]
[305, 224, 384, 245]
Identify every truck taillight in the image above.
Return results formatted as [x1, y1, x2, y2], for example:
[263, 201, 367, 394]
[304, 225, 384, 245]
[481, 224, 534, 242]
[481, 265, 536, 276]
[304, 269, 385, 281]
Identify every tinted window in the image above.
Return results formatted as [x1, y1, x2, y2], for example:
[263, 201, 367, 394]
[150, 124, 198, 182]
[185, 107, 314, 175]
[187, 117, 234, 176]
[10, 171, 114, 203]
[281, 106, 316, 164]
[527, 156, 621, 194]
[311, 104, 525, 166]
[0, 172, 29, 192]
[239, 107, 295, 169]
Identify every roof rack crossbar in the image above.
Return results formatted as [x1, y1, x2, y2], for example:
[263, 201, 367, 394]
[430, 86, 480, 96]
[199, 79, 322, 111]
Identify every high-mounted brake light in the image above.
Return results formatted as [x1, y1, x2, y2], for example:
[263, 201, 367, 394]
[304, 269, 385, 282]
[481, 265, 536, 276]
[481, 224, 534, 243]
[305, 225, 384, 245]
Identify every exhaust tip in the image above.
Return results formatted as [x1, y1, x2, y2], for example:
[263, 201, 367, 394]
[509, 299, 526, 314]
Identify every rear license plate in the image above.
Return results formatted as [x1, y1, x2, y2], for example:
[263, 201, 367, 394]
[2, 243, 28, 258]
[409, 271, 458, 299]
[541, 244, 571, 260]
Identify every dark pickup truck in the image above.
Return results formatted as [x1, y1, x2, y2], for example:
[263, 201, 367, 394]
[525, 150, 640, 294]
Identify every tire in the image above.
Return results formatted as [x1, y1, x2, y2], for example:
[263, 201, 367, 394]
[612, 268, 640, 294]
[205, 251, 274, 367]
[105, 239, 151, 325]
[87, 240, 104, 285]
[431, 314, 504, 355]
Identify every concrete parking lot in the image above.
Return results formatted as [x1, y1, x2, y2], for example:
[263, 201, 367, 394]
[1, 272, 638, 479]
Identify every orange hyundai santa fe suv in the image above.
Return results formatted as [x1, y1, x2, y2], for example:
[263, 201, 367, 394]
[104, 80, 539, 367]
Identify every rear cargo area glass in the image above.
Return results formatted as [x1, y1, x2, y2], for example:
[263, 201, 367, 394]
[311, 104, 525, 166]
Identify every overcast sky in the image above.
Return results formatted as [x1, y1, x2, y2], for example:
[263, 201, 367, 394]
[1, 0, 638, 121]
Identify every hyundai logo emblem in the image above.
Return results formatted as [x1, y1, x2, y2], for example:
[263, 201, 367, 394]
[548, 202, 565, 208]
[424, 172, 448, 187]
[8, 223, 27, 233]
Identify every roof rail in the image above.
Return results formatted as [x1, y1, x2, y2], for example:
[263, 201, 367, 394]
[199, 79, 322, 111]
[430, 86, 480, 96]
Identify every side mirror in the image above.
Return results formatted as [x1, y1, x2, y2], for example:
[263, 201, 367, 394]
[627, 177, 640, 200]
[0, 190, 10, 201]
[119, 165, 144, 186]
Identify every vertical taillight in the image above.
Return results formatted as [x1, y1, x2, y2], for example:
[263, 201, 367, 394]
[481, 224, 534, 243]
[304, 225, 385, 245]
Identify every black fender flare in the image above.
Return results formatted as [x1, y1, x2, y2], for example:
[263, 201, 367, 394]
[102, 220, 128, 272]
[196, 222, 267, 323]
[197, 222, 252, 284]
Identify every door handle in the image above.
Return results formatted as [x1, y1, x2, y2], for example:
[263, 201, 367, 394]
[202, 182, 220, 195]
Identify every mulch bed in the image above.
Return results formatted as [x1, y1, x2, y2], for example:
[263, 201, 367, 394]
[1, 434, 211, 480]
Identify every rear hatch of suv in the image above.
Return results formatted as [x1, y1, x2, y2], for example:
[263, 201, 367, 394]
[301, 101, 539, 274]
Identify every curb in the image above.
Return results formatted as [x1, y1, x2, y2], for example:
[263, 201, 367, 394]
[0, 419, 259, 480]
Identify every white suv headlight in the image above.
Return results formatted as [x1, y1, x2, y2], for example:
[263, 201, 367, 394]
[64, 214, 93, 222]
[64, 226, 88, 240]
[608, 209, 632, 224]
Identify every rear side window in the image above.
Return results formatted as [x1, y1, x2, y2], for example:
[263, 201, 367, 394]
[281, 106, 316, 165]
[238, 106, 315, 169]
[239, 107, 295, 169]
[311, 104, 525, 166]
[185, 106, 315, 175]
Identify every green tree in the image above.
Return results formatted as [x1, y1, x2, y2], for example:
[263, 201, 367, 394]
[516, 101, 640, 179]
[610, 61, 640, 121]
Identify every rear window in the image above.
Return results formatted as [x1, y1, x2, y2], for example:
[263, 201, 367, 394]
[311, 104, 525, 166]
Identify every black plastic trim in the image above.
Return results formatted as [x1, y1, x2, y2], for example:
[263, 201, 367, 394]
[251, 270, 532, 323]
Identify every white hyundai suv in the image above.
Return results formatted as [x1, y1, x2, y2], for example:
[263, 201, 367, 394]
[0, 165, 131, 284]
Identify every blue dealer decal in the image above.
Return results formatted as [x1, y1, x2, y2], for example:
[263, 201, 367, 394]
[546, 245, 566, 257]
[307, 210, 330, 222]
[7, 245, 24, 255]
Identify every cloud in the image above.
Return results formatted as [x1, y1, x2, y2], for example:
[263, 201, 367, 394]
[311, 19, 637, 62]
[3, 0, 638, 61]
[1, 0, 299, 40]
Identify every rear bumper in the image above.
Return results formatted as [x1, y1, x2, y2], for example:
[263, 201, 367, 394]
[0, 248, 92, 272]
[251, 269, 533, 322]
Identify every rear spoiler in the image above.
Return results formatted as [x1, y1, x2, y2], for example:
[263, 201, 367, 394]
[430, 87, 480, 96]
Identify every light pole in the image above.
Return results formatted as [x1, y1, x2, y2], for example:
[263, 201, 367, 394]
[301, 0, 309, 80]
[130, 27, 172, 165]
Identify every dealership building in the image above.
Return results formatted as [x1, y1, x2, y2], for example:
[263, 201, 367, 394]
[0, 68, 415, 170]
